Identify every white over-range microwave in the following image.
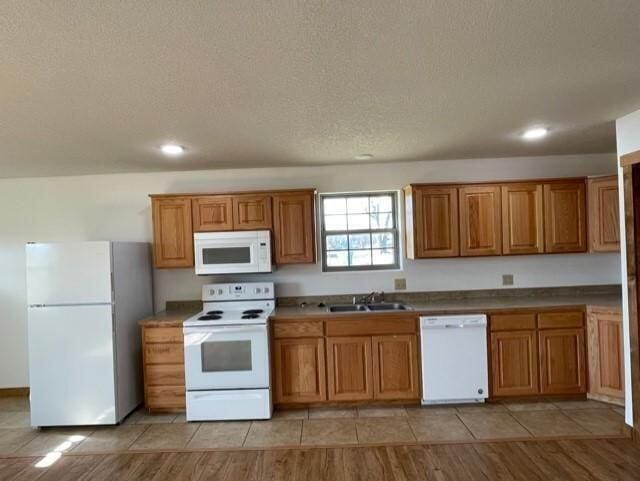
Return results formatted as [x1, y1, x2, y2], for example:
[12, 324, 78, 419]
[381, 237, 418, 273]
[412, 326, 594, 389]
[194, 230, 272, 275]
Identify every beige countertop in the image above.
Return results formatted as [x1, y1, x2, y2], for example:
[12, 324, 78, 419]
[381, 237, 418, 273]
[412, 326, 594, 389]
[139, 309, 198, 327]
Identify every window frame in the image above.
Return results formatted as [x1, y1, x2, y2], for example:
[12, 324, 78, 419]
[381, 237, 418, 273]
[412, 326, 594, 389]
[319, 191, 401, 272]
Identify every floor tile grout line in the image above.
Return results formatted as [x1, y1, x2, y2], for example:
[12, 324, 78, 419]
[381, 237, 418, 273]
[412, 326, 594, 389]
[454, 413, 477, 440]
[240, 421, 253, 447]
[183, 421, 202, 449]
[504, 410, 536, 437]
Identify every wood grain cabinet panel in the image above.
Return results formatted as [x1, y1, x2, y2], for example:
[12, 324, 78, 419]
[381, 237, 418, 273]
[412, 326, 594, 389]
[232, 195, 272, 230]
[272, 191, 316, 264]
[587, 309, 624, 400]
[151, 197, 194, 268]
[543, 181, 587, 253]
[539, 328, 587, 395]
[459, 185, 502, 256]
[501, 183, 544, 255]
[273, 338, 326, 403]
[490, 330, 539, 396]
[326, 336, 373, 401]
[192, 196, 233, 232]
[588, 176, 620, 252]
[372, 335, 419, 400]
[406, 186, 459, 258]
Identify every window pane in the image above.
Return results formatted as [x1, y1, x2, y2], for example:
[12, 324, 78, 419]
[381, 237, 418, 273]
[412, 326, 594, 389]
[372, 249, 395, 265]
[326, 234, 348, 251]
[349, 250, 372, 266]
[370, 212, 393, 229]
[347, 197, 369, 214]
[347, 214, 370, 230]
[324, 197, 346, 214]
[326, 251, 349, 267]
[370, 195, 393, 213]
[372, 232, 394, 248]
[348, 233, 371, 249]
[325, 214, 347, 231]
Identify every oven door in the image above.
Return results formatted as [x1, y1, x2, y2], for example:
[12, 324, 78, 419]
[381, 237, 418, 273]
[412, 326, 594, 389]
[183, 324, 269, 390]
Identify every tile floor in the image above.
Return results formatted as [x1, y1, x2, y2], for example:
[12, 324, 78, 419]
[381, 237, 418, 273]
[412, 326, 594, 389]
[0, 396, 629, 457]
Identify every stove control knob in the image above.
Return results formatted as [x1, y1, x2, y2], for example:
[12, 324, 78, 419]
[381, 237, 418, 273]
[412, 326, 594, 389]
[217, 289, 223, 295]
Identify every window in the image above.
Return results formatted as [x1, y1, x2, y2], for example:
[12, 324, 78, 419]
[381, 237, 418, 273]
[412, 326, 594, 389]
[320, 191, 400, 272]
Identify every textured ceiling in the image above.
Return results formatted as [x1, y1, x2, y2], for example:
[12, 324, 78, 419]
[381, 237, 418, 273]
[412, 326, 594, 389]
[1, 1, 640, 178]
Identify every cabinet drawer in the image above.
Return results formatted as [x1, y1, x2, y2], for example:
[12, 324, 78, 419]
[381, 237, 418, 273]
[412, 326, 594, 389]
[145, 343, 184, 364]
[325, 317, 416, 337]
[490, 313, 536, 331]
[145, 364, 185, 386]
[537, 311, 584, 329]
[146, 386, 185, 409]
[144, 327, 183, 343]
[273, 320, 324, 339]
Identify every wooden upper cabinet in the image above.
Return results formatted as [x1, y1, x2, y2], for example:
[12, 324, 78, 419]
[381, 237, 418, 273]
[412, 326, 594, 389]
[588, 176, 620, 252]
[539, 328, 586, 395]
[406, 186, 459, 258]
[272, 191, 316, 264]
[587, 309, 624, 400]
[372, 335, 420, 400]
[326, 336, 373, 401]
[543, 181, 587, 253]
[490, 330, 539, 397]
[459, 185, 502, 256]
[192, 196, 233, 232]
[232, 195, 272, 230]
[151, 197, 194, 268]
[501, 183, 544, 255]
[273, 337, 326, 403]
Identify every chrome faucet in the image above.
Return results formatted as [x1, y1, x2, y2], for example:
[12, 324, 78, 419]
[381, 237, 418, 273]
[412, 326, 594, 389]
[354, 291, 385, 304]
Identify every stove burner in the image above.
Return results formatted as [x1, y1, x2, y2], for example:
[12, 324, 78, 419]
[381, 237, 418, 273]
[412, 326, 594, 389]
[243, 309, 264, 315]
[241, 314, 260, 319]
[206, 310, 224, 315]
[198, 314, 222, 321]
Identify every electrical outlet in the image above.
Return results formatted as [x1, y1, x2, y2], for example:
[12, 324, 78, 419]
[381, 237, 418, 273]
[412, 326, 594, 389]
[394, 278, 407, 290]
[502, 274, 514, 286]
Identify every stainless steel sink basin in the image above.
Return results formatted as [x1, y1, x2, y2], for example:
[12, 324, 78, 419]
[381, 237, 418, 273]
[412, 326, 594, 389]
[366, 303, 408, 311]
[328, 304, 369, 312]
[327, 302, 410, 312]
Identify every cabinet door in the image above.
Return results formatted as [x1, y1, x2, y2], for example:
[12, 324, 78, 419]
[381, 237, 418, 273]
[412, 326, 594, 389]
[543, 182, 587, 253]
[459, 185, 502, 256]
[151, 197, 194, 268]
[232, 195, 273, 230]
[192, 196, 233, 232]
[412, 186, 459, 258]
[273, 338, 326, 403]
[587, 311, 624, 399]
[372, 335, 419, 400]
[588, 176, 620, 252]
[501, 183, 544, 255]
[539, 328, 587, 394]
[326, 337, 373, 401]
[272, 192, 316, 264]
[490, 331, 539, 397]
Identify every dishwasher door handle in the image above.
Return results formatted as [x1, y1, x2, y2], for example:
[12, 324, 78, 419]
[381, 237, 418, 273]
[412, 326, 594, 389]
[445, 324, 465, 328]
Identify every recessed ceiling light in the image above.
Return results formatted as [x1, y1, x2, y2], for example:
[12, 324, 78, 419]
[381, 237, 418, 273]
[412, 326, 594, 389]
[522, 127, 548, 140]
[354, 153, 374, 160]
[160, 143, 185, 156]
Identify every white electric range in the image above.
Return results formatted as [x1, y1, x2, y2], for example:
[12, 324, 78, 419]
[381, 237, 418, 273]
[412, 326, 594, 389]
[183, 282, 274, 421]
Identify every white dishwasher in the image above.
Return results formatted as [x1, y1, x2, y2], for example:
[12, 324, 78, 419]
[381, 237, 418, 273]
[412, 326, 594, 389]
[420, 314, 488, 405]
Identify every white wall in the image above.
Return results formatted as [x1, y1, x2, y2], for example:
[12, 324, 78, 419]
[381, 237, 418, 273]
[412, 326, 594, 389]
[0, 153, 621, 388]
[616, 108, 640, 426]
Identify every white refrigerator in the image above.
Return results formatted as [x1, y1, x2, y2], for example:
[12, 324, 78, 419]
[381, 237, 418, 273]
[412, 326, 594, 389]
[26, 241, 153, 427]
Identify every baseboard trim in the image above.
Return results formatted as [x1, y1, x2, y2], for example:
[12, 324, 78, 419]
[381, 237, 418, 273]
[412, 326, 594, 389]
[0, 387, 29, 397]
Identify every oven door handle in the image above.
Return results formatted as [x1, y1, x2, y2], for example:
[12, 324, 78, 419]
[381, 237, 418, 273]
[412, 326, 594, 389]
[184, 325, 266, 335]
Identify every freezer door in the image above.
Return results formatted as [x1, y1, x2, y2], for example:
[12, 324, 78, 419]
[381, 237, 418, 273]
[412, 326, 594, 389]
[26, 242, 113, 305]
[28, 305, 117, 426]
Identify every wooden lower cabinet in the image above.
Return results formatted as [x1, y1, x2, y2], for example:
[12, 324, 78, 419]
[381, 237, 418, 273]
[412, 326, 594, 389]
[539, 328, 587, 395]
[141, 326, 185, 412]
[490, 330, 539, 396]
[326, 336, 374, 401]
[273, 338, 326, 403]
[372, 335, 420, 400]
[587, 308, 624, 401]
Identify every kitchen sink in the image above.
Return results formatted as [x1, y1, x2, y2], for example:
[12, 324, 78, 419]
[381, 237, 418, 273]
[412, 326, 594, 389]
[327, 303, 410, 312]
